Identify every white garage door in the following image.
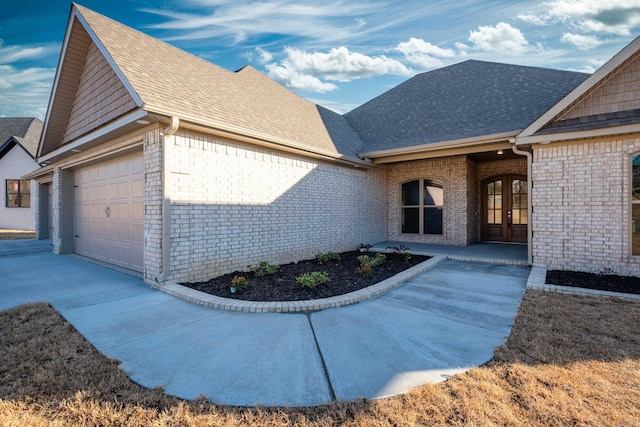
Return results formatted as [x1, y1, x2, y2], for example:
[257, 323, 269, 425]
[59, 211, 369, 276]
[74, 153, 144, 272]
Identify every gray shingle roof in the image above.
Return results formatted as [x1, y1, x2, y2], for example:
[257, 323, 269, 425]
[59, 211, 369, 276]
[346, 60, 590, 153]
[73, 5, 363, 163]
[535, 109, 640, 135]
[0, 117, 43, 158]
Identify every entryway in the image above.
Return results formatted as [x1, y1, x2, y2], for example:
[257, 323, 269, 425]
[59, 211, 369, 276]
[483, 176, 528, 243]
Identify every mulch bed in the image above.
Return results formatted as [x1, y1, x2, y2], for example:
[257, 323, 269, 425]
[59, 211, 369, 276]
[546, 270, 640, 295]
[182, 251, 430, 302]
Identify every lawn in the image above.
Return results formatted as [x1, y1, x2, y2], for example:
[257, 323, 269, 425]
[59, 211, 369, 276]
[1, 291, 639, 426]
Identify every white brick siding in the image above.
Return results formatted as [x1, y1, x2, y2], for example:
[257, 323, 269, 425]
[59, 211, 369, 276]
[160, 130, 388, 284]
[532, 138, 640, 276]
[0, 146, 38, 230]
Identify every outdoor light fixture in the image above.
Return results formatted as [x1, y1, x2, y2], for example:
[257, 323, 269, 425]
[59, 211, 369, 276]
[136, 119, 151, 125]
[497, 149, 504, 155]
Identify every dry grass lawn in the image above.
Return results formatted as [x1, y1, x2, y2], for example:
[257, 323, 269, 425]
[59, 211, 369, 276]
[0, 229, 36, 240]
[1, 290, 639, 426]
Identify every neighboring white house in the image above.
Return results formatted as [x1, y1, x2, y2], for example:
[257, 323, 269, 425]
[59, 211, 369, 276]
[26, 5, 640, 284]
[0, 118, 43, 232]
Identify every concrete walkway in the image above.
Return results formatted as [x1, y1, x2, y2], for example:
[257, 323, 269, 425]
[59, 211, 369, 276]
[0, 241, 528, 407]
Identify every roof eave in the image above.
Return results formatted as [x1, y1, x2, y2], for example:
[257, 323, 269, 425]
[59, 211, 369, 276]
[145, 105, 373, 168]
[360, 130, 520, 159]
[515, 122, 640, 145]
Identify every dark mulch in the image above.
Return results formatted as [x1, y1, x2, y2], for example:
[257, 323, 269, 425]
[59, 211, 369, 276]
[546, 269, 640, 295]
[182, 251, 430, 301]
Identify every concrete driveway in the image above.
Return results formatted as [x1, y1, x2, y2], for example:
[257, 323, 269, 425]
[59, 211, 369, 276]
[0, 241, 528, 407]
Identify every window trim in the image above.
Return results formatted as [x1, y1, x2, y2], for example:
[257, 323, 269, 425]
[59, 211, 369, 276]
[401, 178, 444, 235]
[5, 179, 31, 208]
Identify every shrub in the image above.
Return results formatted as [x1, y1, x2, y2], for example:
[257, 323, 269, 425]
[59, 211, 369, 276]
[247, 261, 280, 277]
[315, 251, 341, 264]
[358, 263, 372, 277]
[357, 253, 386, 268]
[230, 275, 248, 292]
[296, 271, 330, 289]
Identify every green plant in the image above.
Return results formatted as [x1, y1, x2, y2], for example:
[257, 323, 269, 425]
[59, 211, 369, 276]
[388, 244, 412, 262]
[358, 263, 372, 277]
[315, 251, 341, 264]
[247, 261, 280, 277]
[357, 253, 386, 268]
[230, 275, 248, 292]
[358, 243, 372, 252]
[296, 271, 330, 289]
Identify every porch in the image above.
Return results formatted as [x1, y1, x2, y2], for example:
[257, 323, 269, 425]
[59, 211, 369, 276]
[372, 240, 529, 266]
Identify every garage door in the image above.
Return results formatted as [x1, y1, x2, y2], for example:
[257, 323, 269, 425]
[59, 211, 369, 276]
[74, 153, 144, 272]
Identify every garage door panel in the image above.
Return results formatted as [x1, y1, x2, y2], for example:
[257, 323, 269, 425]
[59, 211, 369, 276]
[75, 152, 144, 272]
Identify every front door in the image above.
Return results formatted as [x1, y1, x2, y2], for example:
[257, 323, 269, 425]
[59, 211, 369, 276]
[483, 176, 527, 243]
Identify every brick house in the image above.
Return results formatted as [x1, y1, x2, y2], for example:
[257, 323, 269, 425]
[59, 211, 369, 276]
[27, 4, 640, 285]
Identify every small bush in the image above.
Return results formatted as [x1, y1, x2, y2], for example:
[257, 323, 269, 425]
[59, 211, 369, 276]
[358, 263, 372, 277]
[296, 271, 330, 289]
[230, 275, 248, 292]
[357, 253, 386, 268]
[315, 251, 341, 264]
[247, 261, 280, 277]
[388, 244, 412, 262]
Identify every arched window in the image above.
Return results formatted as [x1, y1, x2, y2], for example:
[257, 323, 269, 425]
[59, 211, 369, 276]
[632, 154, 640, 255]
[401, 179, 443, 235]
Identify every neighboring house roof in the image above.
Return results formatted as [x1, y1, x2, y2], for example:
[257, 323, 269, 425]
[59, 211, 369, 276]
[346, 60, 589, 154]
[0, 117, 43, 160]
[40, 4, 365, 164]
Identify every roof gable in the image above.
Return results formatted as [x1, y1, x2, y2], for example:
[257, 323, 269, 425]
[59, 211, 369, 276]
[0, 117, 43, 159]
[518, 35, 640, 140]
[61, 39, 137, 144]
[346, 60, 589, 154]
[69, 5, 363, 162]
[39, 6, 142, 157]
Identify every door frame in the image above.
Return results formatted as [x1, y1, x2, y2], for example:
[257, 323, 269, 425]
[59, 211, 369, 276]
[482, 175, 528, 243]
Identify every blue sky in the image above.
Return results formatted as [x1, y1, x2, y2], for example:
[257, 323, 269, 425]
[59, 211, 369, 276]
[1, 0, 640, 120]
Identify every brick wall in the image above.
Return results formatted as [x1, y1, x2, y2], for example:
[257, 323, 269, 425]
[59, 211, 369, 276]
[532, 138, 640, 276]
[387, 156, 473, 245]
[163, 130, 388, 284]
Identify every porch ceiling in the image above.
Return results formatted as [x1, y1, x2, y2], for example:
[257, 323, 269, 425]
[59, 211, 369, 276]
[467, 149, 523, 163]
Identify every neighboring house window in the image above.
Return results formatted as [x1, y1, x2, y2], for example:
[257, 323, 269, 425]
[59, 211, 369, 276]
[633, 154, 640, 255]
[6, 179, 30, 208]
[401, 179, 443, 235]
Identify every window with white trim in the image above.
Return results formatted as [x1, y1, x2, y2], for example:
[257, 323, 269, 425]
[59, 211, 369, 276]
[5, 179, 30, 208]
[632, 154, 640, 255]
[401, 179, 443, 235]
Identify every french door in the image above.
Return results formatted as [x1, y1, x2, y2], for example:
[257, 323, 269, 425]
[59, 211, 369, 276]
[483, 176, 527, 243]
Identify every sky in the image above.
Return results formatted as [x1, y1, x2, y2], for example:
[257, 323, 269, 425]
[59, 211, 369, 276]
[1, 0, 640, 120]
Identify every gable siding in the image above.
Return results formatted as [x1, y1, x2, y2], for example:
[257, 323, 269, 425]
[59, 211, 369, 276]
[62, 40, 136, 144]
[559, 52, 640, 121]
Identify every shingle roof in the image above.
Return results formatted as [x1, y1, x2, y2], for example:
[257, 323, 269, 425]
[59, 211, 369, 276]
[346, 60, 590, 153]
[535, 109, 640, 135]
[73, 5, 362, 162]
[0, 117, 43, 158]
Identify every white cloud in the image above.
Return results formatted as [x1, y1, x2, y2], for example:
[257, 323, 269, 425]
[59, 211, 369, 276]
[516, 13, 549, 26]
[254, 47, 273, 63]
[0, 65, 55, 119]
[265, 62, 338, 92]
[468, 22, 531, 54]
[525, 1, 640, 35]
[143, 1, 385, 45]
[561, 32, 602, 50]
[396, 37, 455, 69]
[0, 77, 13, 90]
[0, 43, 58, 64]
[264, 46, 412, 92]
